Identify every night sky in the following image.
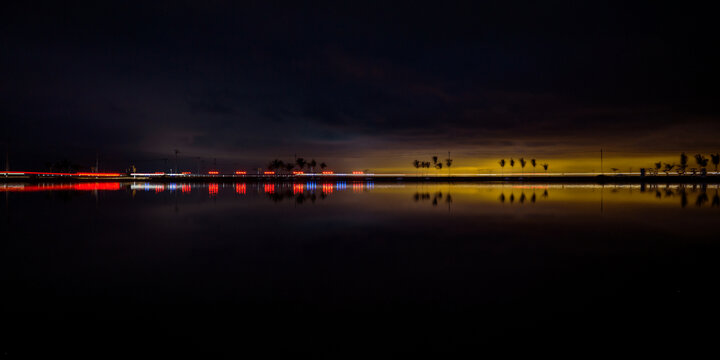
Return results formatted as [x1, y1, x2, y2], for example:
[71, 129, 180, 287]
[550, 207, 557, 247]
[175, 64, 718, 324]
[2, 1, 719, 173]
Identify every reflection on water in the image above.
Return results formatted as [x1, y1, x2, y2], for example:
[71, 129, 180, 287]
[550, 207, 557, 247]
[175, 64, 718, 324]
[3, 181, 720, 353]
[2, 182, 720, 208]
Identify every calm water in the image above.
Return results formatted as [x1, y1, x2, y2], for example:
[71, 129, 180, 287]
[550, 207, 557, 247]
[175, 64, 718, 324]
[3, 182, 720, 355]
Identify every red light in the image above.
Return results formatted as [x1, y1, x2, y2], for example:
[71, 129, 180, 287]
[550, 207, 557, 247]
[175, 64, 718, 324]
[1, 183, 121, 192]
[352, 171, 363, 174]
[76, 172, 123, 177]
[292, 171, 304, 175]
[208, 171, 219, 175]
[235, 171, 246, 175]
[322, 171, 333, 174]
[155, 172, 165, 175]
[264, 171, 275, 175]
[182, 171, 192, 175]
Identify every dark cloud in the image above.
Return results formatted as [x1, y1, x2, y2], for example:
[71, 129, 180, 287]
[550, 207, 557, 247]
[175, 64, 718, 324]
[1, 1, 719, 171]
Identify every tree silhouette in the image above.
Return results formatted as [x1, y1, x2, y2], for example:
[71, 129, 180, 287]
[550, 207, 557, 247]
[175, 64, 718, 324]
[711, 153, 720, 173]
[320, 162, 327, 171]
[435, 162, 443, 170]
[296, 157, 307, 171]
[268, 159, 284, 171]
[654, 161, 662, 176]
[663, 163, 674, 176]
[695, 154, 709, 171]
[285, 163, 295, 173]
[445, 157, 453, 176]
[308, 159, 317, 173]
[542, 163, 548, 173]
[678, 153, 688, 175]
[499, 159, 506, 175]
[519, 158, 527, 173]
[413, 160, 421, 175]
[509, 158, 515, 173]
[531, 159, 537, 174]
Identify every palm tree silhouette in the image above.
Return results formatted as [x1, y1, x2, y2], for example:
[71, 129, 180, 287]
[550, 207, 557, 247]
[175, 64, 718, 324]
[663, 163, 674, 176]
[445, 155, 453, 176]
[432, 156, 438, 165]
[695, 154, 709, 172]
[296, 158, 307, 171]
[320, 162, 327, 171]
[678, 153, 688, 175]
[509, 158, 515, 174]
[413, 160, 421, 176]
[711, 153, 720, 173]
[308, 159, 317, 173]
[654, 161, 662, 176]
[531, 159, 537, 174]
[499, 159, 506, 175]
[542, 163, 548, 173]
[268, 159, 284, 171]
[519, 158, 527, 174]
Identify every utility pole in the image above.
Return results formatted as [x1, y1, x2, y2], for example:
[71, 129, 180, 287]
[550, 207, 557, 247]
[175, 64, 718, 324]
[174, 149, 180, 174]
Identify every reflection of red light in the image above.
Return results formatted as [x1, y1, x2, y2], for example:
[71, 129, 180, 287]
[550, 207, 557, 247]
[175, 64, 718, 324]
[181, 184, 191, 193]
[209, 184, 219, 195]
[235, 171, 246, 175]
[155, 185, 165, 193]
[182, 172, 192, 175]
[352, 171, 363, 174]
[208, 171, 219, 175]
[322, 171, 333, 174]
[264, 171, 275, 175]
[322, 183, 333, 193]
[264, 184, 275, 193]
[293, 184, 304, 194]
[235, 183, 246, 194]
[293, 171, 303, 175]
[1, 183, 122, 192]
[352, 182, 363, 192]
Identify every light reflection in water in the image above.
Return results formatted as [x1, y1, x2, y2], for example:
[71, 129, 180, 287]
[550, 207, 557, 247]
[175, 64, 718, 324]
[2, 182, 719, 208]
[209, 184, 219, 196]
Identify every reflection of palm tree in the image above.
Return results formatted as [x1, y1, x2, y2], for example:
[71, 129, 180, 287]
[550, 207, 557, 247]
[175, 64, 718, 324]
[696, 192, 709, 207]
[499, 159, 506, 175]
[712, 190, 720, 207]
[519, 193, 526, 203]
[499, 193, 505, 203]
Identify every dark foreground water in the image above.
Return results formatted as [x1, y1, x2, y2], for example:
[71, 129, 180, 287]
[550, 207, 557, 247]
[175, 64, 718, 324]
[2, 182, 720, 356]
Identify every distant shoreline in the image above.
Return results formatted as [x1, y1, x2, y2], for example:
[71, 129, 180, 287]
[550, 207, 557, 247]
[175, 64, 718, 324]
[2, 174, 720, 184]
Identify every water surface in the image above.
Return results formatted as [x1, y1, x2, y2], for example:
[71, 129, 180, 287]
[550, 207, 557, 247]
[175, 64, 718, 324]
[3, 182, 720, 355]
